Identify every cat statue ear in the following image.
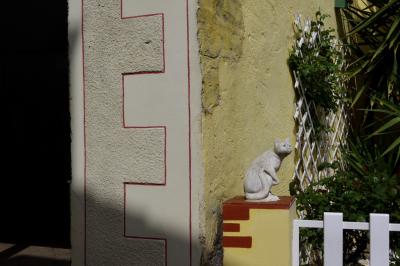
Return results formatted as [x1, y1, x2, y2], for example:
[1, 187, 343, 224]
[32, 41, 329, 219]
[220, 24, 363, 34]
[274, 138, 281, 146]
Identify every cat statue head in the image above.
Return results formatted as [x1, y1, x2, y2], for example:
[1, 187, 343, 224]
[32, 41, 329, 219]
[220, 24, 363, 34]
[273, 138, 292, 157]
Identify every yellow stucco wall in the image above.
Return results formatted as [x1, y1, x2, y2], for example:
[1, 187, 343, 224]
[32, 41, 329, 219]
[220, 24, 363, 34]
[197, 0, 337, 261]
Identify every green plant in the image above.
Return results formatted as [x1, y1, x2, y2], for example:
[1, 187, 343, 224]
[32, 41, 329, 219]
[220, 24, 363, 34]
[289, 5, 400, 265]
[288, 12, 347, 113]
[343, 0, 400, 106]
[367, 98, 400, 163]
[341, 0, 400, 183]
[290, 136, 400, 265]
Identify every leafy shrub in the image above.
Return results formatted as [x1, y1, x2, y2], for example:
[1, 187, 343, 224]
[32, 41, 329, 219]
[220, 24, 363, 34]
[288, 12, 346, 113]
[289, 4, 400, 265]
[290, 136, 400, 265]
[343, 0, 400, 106]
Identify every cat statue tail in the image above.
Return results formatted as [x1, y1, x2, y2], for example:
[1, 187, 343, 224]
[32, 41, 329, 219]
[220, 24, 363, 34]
[244, 168, 270, 200]
[245, 190, 270, 200]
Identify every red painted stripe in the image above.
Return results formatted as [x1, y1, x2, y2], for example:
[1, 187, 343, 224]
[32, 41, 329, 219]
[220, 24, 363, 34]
[81, 0, 87, 264]
[223, 196, 296, 221]
[122, 12, 164, 20]
[223, 236, 252, 248]
[223, 205, 250, 221]
[226, 196, 295, 209]
[185, 0, 192, 263]
[223, 223, 240, 232]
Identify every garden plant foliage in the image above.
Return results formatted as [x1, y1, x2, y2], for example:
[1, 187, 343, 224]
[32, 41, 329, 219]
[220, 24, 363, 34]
[343, 0, 400, 106]
[289, 2, 400, 265]
[288, 11, 346, 114]
[290, 136, 400, 265]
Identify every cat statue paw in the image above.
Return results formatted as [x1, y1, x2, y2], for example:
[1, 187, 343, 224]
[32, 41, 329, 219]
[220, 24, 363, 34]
[244, 138, 292, 201]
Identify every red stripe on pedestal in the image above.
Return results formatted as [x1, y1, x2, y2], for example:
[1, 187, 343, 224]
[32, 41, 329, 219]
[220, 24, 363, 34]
[223, 205, 250, 220]
[223, 223, 240, 232]
[223, 196, 295, 220]
[223, 236, 252, 248]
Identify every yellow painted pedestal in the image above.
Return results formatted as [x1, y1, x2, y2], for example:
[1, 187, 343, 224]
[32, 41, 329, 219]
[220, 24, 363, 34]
[223, 196, 296, 266]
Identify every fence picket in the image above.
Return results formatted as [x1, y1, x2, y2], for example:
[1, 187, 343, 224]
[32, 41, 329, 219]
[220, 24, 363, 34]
[292, 220, 300, 266]
[292, 213, 400, 266]
[370, 213, 389, 266]
[324, 212, 343, 266]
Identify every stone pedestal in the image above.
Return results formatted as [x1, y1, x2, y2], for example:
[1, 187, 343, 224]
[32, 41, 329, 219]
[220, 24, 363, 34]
[222, 196, 296, 266]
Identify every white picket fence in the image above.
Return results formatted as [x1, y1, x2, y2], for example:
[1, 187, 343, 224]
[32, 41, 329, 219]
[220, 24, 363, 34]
[292, 212, 400, 266]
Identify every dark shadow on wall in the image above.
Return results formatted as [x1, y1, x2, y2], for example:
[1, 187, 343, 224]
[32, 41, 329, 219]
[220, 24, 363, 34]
[0, 0, 200, 264]
[1, 256, 70, 266]
[0, 0, 71, 247]
[0, 187, 198, 265]
[0, 243, 70, 265]
[200, 214, 223, 266]
[83, 187, 200, 265]
[0, 244, 30, 261]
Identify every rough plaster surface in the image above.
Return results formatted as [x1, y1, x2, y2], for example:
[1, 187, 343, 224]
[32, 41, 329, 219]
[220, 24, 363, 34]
[68, 0, 202, 265]
[197, 0, 337, 261]
[84, 2, 165, 265]
[197, 0, 244, 113]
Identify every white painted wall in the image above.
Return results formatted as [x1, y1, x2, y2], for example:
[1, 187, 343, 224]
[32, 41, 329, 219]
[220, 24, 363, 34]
[68, 0, 202, 265]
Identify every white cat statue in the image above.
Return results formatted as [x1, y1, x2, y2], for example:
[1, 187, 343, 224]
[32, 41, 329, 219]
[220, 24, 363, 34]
[244, 138, 292, 201]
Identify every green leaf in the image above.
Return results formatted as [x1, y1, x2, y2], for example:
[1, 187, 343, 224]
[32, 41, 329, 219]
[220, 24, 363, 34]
[380, 99, 400, 113]
[351, 86, 366, 107]
[386, 16, 400, 42]
[348, 53, 369, 68]
[348, 0, 400, 36]
[370, 117, 400, 136]
[389, 27, 400, 49]
[382, 137, 400, 156]
[369, 42, 387, 66]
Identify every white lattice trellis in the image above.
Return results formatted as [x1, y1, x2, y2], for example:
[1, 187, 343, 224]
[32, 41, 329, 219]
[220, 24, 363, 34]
[293, 71, 348, 190]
